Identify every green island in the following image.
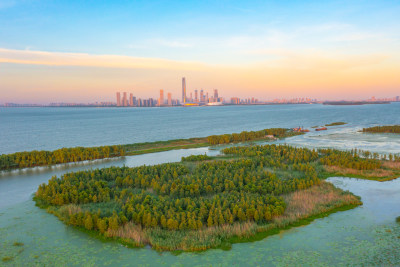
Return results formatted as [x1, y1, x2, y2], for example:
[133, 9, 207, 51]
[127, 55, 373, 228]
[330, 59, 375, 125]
[0, 128, 301, 171]
[362, 125, 400, 134]
[34, 144, 400, 251]
[325, 122, 347, 126]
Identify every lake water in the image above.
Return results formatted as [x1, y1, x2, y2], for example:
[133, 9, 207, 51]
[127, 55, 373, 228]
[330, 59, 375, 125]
[1, 104, 400, 266]
[1, 103, 400, 154]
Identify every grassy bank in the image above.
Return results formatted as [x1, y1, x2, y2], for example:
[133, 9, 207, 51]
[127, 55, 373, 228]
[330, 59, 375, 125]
[123, 138, 209, 156]
[322, 165, 400, 181]
[325, 122, 347, 126]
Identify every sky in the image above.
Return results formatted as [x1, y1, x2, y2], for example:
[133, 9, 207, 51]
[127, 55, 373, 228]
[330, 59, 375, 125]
[1, 0, 400, 103]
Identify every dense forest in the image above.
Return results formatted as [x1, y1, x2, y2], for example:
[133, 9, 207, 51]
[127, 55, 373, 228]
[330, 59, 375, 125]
[0, 128, 297, 171]
[362, 125, 400, 134]
[35, 145, 320, 234]
[181, 154, 212, 162]
[207, 128, 299, 145]
[318, 148, 383, 169]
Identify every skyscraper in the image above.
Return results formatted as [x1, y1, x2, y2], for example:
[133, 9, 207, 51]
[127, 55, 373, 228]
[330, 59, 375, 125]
[129, 93, 133, 106]
[116, 92, 121, 106]
[214, 89, 218, 100]
[182, 77, 186, 103]
[159, 89, 164, 106]
[194, 90, 198, 102]
[200, 89, 204, 102]
[123, 92, 128, 106]
[167, 92, 172, 106]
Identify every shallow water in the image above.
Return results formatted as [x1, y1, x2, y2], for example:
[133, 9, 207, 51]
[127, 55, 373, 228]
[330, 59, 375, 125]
[1, 104, 400, 266]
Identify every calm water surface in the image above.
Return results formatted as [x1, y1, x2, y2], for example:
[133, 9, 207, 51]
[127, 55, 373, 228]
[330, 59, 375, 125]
[1, 103, 400, 154]
[1, 104, 400, 266]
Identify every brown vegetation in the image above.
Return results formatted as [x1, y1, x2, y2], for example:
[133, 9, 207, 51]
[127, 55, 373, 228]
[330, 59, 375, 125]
[275, 181, 360, 224]
[324, 165, 399, 180]
[382, 161, 400, 170]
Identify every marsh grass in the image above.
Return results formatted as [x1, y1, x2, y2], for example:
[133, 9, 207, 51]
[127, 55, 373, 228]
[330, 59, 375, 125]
[325, 122, 347, 126]
[323, 165, 400, 181]
[383, 161, 400, 170]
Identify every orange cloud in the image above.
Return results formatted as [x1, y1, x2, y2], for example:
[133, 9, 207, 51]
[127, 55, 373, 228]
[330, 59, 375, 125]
[0, 48, 206, 71]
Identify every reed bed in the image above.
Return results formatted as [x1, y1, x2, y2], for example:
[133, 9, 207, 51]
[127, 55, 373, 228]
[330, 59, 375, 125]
[324, 165, 397, 179]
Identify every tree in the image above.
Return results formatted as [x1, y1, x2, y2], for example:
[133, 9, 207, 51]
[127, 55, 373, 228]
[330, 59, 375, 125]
[84, 213, 94, 230]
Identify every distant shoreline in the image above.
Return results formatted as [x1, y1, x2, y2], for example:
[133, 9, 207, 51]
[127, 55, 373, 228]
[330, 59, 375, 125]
[1, 103, 317, 108]
[323, 101, 391, 106]
[2, 101, 399, 108]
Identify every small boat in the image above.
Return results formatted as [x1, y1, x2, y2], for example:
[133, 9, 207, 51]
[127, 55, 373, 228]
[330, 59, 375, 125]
[293, 127, 310, 133]
[315, 127, 327, 131]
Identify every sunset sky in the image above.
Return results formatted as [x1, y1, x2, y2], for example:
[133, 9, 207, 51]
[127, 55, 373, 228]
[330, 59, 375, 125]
[1, 0, 400, 103]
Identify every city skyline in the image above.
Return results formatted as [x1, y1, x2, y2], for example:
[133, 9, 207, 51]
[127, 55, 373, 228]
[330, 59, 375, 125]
[1, 1, 400, 104]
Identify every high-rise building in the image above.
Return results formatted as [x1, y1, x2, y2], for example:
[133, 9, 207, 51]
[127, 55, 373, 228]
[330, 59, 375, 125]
[194, 90, 198, 102]
[206, 92, 209, 103]
[159, 90, 164, 106]
[231, 97, 240, 104]
[129, 93, 133, 106]
[182, 77, 186, 103]
[167, 93, 172, 106]
[200, 89, 204, 102]
[214, 89, 218, 100]
[116, 92, 121, 106]
[123, 92, 128, 106]
[396, 96, 400, 102]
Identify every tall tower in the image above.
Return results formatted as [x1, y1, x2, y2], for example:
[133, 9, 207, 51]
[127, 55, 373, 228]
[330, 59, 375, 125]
[159, 89, 164, 106]
[129, 93, 133, 106]
[182, 77, 186, 103]
[214, 89, 218, 100]
[123, 92, 128, 106]
[200, 89, 204, 102]
[116, 92, 121, 106]
[194, 90, 198, 102]
[167, 92, 172, 106]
